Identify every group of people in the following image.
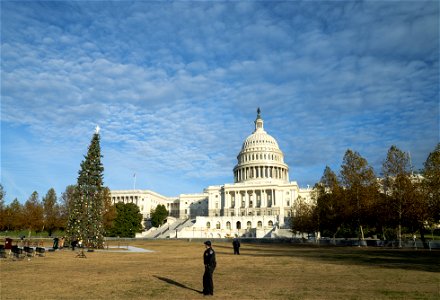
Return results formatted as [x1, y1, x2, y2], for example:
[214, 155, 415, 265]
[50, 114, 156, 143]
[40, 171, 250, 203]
[201, 238, 241, 296]
[52, 237, 65, 250]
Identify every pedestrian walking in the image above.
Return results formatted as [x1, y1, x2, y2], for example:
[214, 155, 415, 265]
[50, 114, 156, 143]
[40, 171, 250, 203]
[232, 238, 240, 255]
[203, 240, 216, 296]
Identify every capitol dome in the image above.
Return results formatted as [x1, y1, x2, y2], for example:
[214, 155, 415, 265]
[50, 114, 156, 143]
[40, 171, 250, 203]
[233, 108, 289, 183]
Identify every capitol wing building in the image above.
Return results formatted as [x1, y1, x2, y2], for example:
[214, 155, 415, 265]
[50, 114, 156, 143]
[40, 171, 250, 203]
[111, 109, 313, 239]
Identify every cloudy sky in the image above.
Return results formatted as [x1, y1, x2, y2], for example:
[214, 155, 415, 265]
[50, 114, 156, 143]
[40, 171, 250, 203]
[1, 1, 439, 204]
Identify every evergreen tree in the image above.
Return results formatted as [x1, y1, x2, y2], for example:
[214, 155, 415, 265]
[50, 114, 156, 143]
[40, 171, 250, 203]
[108, 202, 143, 238]
[67, 128, 106, 248]
[150, 204, 168, 227]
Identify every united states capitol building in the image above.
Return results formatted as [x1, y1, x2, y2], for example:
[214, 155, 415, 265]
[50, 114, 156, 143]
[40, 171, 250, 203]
[110, 109, 312, 238]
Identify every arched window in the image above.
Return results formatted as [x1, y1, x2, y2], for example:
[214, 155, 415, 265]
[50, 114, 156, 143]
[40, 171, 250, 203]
[226, 221, 231, 230]
[216, 222, 221, 229]
[257, 221, 262, 228]
[206, 222, 211, 229]
[268, 220, 273, 227]
[236, 221, 241, 230]
[247, 221, 252, 229]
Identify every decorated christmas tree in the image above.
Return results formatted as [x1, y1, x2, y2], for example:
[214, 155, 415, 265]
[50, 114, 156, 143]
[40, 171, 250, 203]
[67, 126, 106, 248]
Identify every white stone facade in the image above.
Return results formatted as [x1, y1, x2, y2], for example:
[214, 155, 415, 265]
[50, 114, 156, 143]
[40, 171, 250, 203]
[111, 109, 312, 238]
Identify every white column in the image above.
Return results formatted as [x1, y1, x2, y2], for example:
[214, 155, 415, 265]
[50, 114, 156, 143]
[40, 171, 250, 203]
[236, 191, 240, 216]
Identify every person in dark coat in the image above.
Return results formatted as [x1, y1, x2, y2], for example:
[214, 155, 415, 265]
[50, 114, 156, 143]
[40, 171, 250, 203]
[71, 238, 78, 251]
[203, 240, 216, 296]
[53, 237, 59, 250]
[232, 238, 240, 255]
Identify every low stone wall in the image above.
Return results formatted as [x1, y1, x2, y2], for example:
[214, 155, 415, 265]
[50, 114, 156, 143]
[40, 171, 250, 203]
[183, 237, 440, 249]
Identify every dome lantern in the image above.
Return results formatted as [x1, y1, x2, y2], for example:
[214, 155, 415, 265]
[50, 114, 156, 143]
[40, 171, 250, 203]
[254, 107, 264, 132]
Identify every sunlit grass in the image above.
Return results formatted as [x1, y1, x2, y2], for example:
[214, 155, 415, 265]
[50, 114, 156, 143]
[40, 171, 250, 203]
[1, 240, 439, 299]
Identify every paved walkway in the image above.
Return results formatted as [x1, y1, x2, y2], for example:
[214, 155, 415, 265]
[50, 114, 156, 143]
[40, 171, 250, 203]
[96, 246, 154, 253]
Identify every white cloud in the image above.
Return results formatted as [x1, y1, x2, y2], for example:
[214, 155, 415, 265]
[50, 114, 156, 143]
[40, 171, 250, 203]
[1, 1, 438, 202]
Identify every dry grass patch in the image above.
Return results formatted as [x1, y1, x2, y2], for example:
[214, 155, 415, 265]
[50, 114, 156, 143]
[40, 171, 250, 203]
[1, 240, 439, 299]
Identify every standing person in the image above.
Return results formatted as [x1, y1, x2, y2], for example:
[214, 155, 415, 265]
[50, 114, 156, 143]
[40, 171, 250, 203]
[232, 238, 241, 255]
[59, 237, 65, 250]
[71, 238, 78, 251]
[203, 240, 216, 296]
[52, 237, 59, 250]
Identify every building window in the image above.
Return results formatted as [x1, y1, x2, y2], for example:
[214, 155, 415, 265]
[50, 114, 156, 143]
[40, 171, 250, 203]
[216, 222, 221, 229]
[236, 221, 241, 230]
[247, 221, 252, 229]
[206, 222, 211, 229]
[268, 220, 273, 227]
[226, 221, 231, 229]
[257, 221, 262, 228]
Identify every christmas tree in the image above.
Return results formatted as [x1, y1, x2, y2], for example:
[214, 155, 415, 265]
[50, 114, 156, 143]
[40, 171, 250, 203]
[67, 126, 106, 248]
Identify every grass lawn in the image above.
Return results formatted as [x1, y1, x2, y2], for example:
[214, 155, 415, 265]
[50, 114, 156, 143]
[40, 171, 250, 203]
[1, 240, 439, 299]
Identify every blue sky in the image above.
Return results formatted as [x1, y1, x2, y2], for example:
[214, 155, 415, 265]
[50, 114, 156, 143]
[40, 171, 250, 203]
[1, 1, 439, 204]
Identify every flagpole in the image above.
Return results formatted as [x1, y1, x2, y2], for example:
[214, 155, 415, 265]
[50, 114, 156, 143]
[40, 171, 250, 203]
[133, 173, 136, 190]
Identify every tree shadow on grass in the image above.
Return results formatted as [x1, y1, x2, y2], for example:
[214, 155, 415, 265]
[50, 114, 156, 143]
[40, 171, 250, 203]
[153, 275, 202, 294]
[214, 244, 440, 273]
